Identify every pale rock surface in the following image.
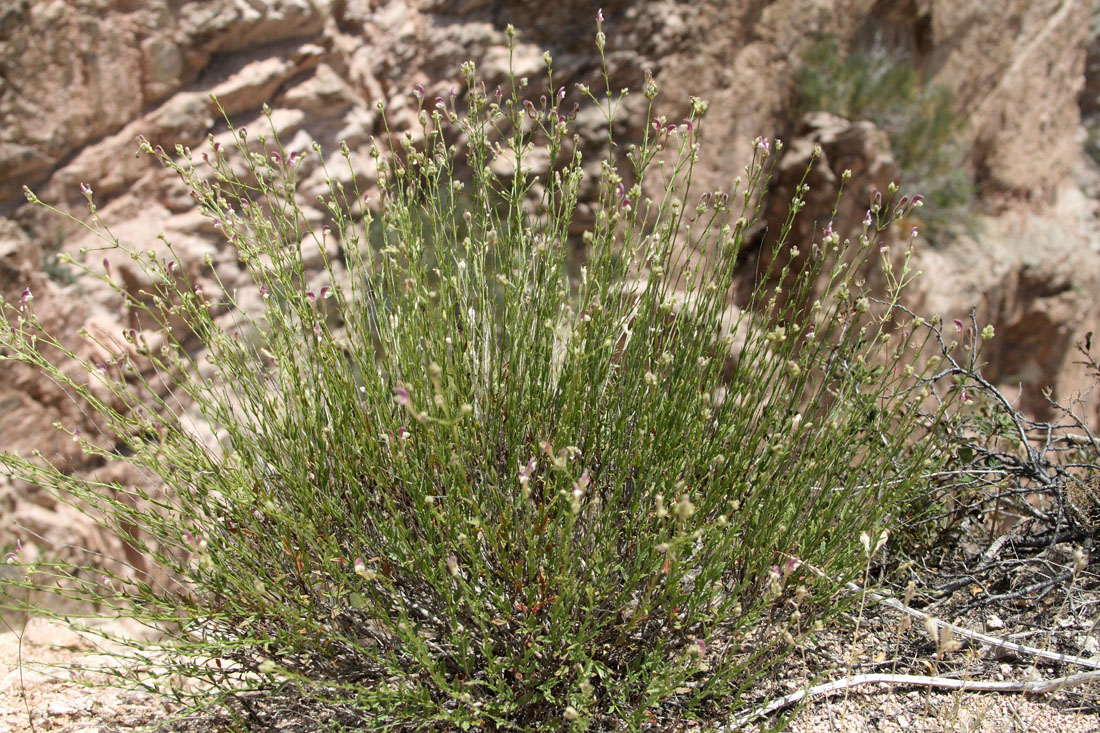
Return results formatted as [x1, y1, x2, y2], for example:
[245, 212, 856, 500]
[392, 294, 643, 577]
[0, 0, 1098, 617]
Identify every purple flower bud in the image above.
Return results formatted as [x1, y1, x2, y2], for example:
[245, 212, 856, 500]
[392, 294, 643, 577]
[910, 226, 919, 238]
[270, 152, 282, 165]
[4, 539, 21, 563]
[213, 141, 222, 153]
[954, 319, 964, 333]
[435, 96, 446, 109]
[574, 468, 591, 491]
[103, 258, 110, 276]
[556, 86, 566, 102]
[20, 287, 32, 304]
[597, 8, 604, 22]
[494, 85, 503, 102]
[167, 261, 176, 277]
[863, 210, 873, 227]
[306, 291, 316, 303]
[414, 84, 425, 99]
[394, 385, 411, 406]
[523, 99, 537, 119]
[319, 286, 331, 300]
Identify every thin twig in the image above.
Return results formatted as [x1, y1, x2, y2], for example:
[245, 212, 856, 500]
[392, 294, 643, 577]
[796, 559, 1100, 671]
[729, 670, 1100, 728]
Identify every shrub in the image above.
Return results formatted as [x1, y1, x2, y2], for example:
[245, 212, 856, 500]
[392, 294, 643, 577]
[2, 22, 955, 731]
[795, 37, 974, 241]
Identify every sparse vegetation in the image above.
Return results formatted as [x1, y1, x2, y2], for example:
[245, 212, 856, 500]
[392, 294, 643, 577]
[795, 37, 974, 242]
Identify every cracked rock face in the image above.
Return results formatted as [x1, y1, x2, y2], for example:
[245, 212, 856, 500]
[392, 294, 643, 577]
[0, 0, 1098, 571]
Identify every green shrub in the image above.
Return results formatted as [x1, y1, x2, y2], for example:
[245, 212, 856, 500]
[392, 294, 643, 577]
[1085, 117, 1100, 168]
[2, 22, 955, 731]
[795, 37, 974, 241]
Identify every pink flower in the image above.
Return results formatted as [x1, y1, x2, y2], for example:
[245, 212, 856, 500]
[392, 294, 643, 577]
[393, 385, 411, 406]
[597, 8, 604, 22]
[79, 182, 93, 196]
[4, 539, 21, 564]
[954, 319, 964, 333]
[519, 457, 536, 481]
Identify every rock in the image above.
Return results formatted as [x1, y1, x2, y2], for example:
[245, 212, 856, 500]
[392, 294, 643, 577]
[0, 0, 1098, 605]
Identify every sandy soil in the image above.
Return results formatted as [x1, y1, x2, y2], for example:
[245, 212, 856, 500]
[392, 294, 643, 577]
[2, 615, 1098, 732]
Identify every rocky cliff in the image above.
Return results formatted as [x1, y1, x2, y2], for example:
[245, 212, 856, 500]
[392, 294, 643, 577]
[1, 0, 1098, 556]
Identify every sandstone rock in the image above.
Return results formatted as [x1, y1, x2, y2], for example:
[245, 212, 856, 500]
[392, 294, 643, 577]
[0, 0, 1098, 596]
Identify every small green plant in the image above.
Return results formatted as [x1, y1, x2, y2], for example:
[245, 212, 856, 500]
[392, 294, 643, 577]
[1085, 118, 1100, 168]
[795, 37, 974, 241]
[2, 20, 956, 731]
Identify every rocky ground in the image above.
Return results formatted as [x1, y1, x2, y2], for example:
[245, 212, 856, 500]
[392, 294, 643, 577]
[2, 533, 1098, 732]
[1, 597, 1097, 732]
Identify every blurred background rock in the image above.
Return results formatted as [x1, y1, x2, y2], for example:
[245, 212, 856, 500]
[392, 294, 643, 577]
[1, 0, 1098, 578]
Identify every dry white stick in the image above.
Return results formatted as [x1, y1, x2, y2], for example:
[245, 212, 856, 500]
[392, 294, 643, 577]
[851, 580, 1100, 671]
[795, 560, 1100, 671]
[729, 670, 1100, 728]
